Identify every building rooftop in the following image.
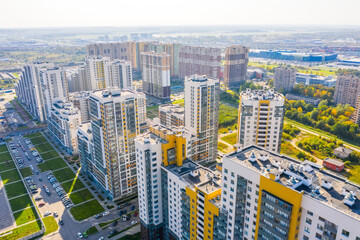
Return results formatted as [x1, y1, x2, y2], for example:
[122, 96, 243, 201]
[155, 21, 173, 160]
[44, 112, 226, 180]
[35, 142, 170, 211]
[323, 158, 345, 167]
[164, 159, 222, 195]
[90, 88, 145, 100]
[52, 101, 79, 116]
[241, 88, 284, 102]
[159, 104, 184, 114]
[334, 146, 353, 155]
[226, 145, 360, 221]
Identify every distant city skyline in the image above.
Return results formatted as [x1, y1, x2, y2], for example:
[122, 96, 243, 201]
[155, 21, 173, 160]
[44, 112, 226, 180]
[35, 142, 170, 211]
[1, 0, 360, 28]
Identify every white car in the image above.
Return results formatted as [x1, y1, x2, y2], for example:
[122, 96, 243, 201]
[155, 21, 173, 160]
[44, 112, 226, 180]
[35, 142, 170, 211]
[44, 211, 51, 217]
[131, 220, 137, 225]
[102, 211, 110, 216]
[98, 238, 104, 240]
[77, 232, 83, 239]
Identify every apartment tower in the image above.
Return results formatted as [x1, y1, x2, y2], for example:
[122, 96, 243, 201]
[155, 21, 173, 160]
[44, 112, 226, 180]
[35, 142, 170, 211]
[274, 67, 297, 92]
[224, 45, 249, 88]
[334, 75, 360, 107]
[105, 60, 133, 90]
[237, 89, 285, 153]
[78, 88, 146, 200]
[184, 75, 219, 163]
[141, 52, 171, 99]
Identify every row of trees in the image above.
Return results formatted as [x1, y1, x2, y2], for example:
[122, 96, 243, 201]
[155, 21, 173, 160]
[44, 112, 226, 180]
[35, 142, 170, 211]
[291, 84, 334, 101]
[285, 99, 360, 143]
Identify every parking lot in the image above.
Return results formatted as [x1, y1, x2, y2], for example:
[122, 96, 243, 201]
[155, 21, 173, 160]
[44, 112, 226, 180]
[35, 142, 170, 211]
[0, 132, 140, 240]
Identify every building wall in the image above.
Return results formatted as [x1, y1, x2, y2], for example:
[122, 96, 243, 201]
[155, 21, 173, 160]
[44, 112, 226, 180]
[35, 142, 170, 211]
[224, 45, 249, 88]
[334, 75, 360, 107]
[274, 67, 296, 92]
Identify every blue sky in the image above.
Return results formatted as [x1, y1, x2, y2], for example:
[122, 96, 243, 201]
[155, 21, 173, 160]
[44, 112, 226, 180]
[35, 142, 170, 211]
[1, 0, 360, 28]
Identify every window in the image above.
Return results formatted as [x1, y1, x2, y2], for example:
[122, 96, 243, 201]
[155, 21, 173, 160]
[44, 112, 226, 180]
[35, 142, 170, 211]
[303, 236, 309, 240]
[342, 230, 350, 237]
[315, 233, 322, 239]
[304, 226, 310, 233]
[305, 218, 312, 225]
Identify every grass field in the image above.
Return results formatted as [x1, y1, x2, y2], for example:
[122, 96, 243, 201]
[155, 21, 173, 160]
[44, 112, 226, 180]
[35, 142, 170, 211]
[53, 167, 76, 183]
[4, 181, 27, 199]
[40, 151, 60, 161]
[218, 142, 229, 153]
[0, 152, 12, 163]
[43, 216, 58, 235]
[0, 144, 8, 152]
[61, 178, 85, 194]
[20, 167, 33, 177]
[9, 195, 33, 212]
[345, 165, 360, 185]
[1, 169, 21, 185]
[26, 132, 43, 139]
[70, 199, 105, 221]
[146, 106, 159, 119]
[221, 132, 237, 146]
[13, 207, 38, 226]
[35, 143, 54, 153]
[86, 226, 99, 235]
[38, 157, 67, 172]
[0, 220, 41, 240]
[117, 233, 141, 240]
[0, 161, 16, 172]
[69, 189, 94, 205]
[30, 136, 48, 145]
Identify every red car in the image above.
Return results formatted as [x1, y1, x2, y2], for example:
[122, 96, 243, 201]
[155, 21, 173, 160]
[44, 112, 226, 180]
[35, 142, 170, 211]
[134, 211, 138, 217]
[38, 203, 45, 207]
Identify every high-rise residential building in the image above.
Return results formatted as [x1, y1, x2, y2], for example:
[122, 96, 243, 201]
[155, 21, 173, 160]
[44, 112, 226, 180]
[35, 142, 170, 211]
[71, 91, 90, 123]
[141, 52, 171, 99]
[179, 45, 221, 79]
[221, 145, 360, 240]
[67, 69, 80, 93]
[334, 75, 360, 107]
[15, 62, 54, 122]
[77, 88, 146, 200]
[78, 66, 89, 91]
[48, 101, 81, 154]
[105, 60, 133, 90]
[86, 42, 135, 63]
[274, 67, 297, 92]
[184, 75, 219, 163]
[355, 94, 360, 125]
[40, 67, 69, 121]
[137, 143, 360, 240]
[237, 89, 284, 153]
[158, 104, 184, 127]
[85, 56, 110, 90]
[224, 45, 249, 88]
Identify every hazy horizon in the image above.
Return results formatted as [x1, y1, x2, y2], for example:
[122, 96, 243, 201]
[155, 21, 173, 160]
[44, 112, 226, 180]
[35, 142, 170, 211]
[2, 0, 360, 28]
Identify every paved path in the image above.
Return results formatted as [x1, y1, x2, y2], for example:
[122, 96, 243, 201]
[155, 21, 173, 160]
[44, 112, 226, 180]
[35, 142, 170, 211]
[288, 138, 323, 165]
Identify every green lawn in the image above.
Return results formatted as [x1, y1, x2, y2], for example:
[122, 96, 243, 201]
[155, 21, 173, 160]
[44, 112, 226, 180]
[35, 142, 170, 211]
[9, 195, 33, 212]
[0, 220, 41, 240]
[38, 157, 67, 172]
[146, 106, 159, 119]
[20, 167, 33, 177]
[30, 136, 48, 145]
[61, 178, 85, 194]
[0, 144, 8, 152]
[69, 189, 94, 205]
[221, 132, 237, 146]
[35, 143, 54, 153]
[26, 132, 43, 139]
[117, 233, 141, 240]
[53, 167, 76, 183]
[4, 181, 27, 199]
[86, 226, 99, 235]
[345, 165, 360, 185]
[0, 152, 12, 163]
[40, 151, 60, 161]
[0, 161, 16, 172]
[70, 199, 105, 221]
[1, 169, 21, 185]
[13, 207, 38, 226]
[43, 216, 58, 235]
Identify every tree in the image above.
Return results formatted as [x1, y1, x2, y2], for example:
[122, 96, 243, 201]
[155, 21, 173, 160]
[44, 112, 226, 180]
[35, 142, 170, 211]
[311, 110, 319, 120]
[326, 116, 335, 126]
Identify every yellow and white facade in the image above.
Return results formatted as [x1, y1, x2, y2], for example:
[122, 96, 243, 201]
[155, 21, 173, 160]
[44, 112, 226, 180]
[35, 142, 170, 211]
[237, 88, 285, 153]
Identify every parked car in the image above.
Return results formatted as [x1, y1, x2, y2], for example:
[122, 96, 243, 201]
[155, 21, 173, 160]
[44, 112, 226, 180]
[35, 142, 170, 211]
[44, 211, 51, 216]
[58, 219, 64, 225]
[131, 220, 137, 225]
[77, 232, 83, 239]
[102, 211, 110, 216]
[95, 214, 102, 219]
[38, 203, 45, 207]
[38, 177, 42, 182]
[53, 212, 58, 217]
[131, 206, 135, 211]
[113, 220, 118, 226]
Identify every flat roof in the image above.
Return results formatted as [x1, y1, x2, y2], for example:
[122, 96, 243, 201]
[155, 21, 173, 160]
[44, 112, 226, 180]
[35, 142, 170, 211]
[226, 145, 360, 220]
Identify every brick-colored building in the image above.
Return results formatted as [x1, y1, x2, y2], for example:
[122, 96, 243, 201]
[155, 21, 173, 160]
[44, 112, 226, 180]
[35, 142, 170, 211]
[323, 158, 345, 172]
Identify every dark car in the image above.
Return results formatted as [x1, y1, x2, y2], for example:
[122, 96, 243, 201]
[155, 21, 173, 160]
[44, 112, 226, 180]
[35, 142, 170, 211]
[112, 220, 118, 226]
[59, 219, 64, 225]
[131, 206, 135, 211]
[95, 214, 102, 219]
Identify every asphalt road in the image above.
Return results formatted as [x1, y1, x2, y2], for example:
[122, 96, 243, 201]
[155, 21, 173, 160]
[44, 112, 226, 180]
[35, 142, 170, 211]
[11, 135, 139, 240]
